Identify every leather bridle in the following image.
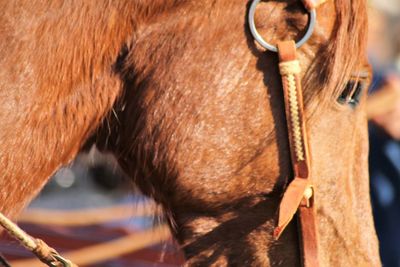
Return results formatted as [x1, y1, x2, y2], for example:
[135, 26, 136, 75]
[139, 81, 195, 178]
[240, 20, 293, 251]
[249, 1, 327, 267]
[0, 1, 325, 266]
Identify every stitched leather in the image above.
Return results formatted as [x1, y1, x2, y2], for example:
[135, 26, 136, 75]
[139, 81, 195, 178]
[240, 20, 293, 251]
[277, 41, 310, 179]
[275, 41, 319, 267]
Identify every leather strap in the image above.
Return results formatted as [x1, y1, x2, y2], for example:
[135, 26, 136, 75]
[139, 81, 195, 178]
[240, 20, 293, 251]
[0, 255, 11, 267]
[301, 0, 327, 10]
[277, 42, 310, 180]
[299, 198, 319, 267]
[274, 41, 319, 267]
[274, 40, 311, 238]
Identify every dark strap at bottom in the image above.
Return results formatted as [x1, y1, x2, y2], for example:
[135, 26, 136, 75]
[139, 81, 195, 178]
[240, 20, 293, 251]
[0, 255, 11, 267]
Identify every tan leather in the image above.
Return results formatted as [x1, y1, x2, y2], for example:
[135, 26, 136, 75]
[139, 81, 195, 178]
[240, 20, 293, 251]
[275, 41, 319, 267]
[274, 177, 309, 238]
[301, 0, 328, 10]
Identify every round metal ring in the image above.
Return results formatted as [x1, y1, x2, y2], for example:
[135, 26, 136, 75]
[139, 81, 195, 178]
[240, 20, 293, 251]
[248, 0, 316, 53]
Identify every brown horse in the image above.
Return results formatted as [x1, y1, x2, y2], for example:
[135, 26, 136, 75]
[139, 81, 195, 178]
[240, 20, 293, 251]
[0, 0, 381, 266]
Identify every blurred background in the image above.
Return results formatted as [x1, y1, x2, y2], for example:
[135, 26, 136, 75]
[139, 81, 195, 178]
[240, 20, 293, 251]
[368, 0, 400, 266]
[0, 148, 184, 267]
[1, 1, 400, 266]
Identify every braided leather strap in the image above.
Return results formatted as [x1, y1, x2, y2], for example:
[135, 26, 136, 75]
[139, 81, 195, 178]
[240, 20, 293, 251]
[274, 41, 319, 267]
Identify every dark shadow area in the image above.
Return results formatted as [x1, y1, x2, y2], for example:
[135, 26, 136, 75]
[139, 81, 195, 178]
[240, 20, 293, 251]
[183, 195, 298, 266]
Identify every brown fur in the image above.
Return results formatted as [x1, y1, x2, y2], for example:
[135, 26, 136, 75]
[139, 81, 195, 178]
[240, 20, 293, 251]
[0, 0, 380, 266]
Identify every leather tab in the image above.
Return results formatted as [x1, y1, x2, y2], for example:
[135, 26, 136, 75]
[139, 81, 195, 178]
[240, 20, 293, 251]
[301, 0, 327, 10]
[274, 177, 309, 239]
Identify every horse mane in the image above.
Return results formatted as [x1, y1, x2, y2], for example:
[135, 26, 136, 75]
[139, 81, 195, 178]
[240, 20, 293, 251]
[303, 0, 368, 108]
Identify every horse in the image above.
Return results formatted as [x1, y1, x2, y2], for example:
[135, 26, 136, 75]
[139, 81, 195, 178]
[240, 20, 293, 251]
[0, 0, 381, 266]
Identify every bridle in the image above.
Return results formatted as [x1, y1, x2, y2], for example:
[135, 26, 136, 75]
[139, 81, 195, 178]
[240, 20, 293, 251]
[249, 0, 327, 266]
[0, 1, 325, 266]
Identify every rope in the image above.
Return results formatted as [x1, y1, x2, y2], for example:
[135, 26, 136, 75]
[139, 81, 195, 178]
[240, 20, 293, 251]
[279, 60, 305, 161]
[0, 212, 37, 251]
[279, 60, 301, 76]
[0, 212, 76, 267]
[9, 224, 172, 267]
[2, 204, 168, 266]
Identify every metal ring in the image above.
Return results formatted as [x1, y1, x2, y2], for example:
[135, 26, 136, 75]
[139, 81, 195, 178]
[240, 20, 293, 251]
[52, 254, 73, 267]
[248, 0, 316, 52]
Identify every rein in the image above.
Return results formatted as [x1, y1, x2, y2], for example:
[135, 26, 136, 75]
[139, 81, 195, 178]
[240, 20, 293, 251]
[0, 212, 76, 267]
[249, 0, 327, 266]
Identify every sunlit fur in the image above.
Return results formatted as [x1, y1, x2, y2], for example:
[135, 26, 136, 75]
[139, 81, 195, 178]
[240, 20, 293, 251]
[0, 0, 380, 266]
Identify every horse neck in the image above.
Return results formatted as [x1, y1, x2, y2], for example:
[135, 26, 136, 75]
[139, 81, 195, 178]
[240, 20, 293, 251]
[0, 0, 182, 218]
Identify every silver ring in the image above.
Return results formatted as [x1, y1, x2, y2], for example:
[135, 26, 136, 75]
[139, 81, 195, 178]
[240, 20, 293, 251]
[248, 0, 316, 52]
